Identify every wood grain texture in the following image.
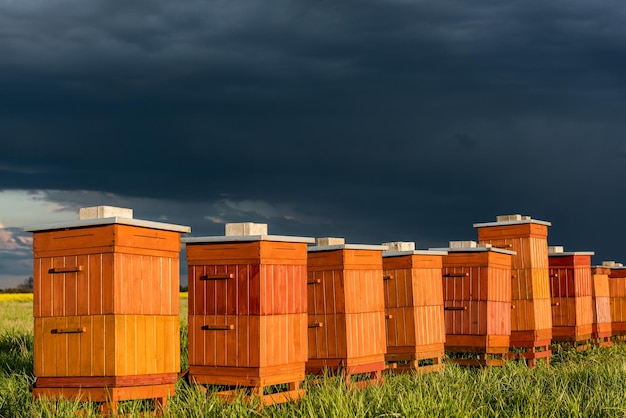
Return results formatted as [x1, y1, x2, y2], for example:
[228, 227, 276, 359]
[307, 248, 386, 369]
[34, 315, 179, 378]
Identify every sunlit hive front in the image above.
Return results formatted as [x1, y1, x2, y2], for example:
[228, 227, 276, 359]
[474, 214, 553, 366]
[307, 238, 387, 386]
[183, 223, 313, 405]
[26, 206, 189, 415]
[433, 241, 513, 366]
[591, 265, 612, 347]
[548, 247, 594, 350]
[381, 242, 446, 373]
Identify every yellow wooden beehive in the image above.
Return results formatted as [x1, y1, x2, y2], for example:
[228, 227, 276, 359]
[26, 206, 189, 414]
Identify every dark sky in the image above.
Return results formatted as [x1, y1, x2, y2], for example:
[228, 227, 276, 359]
[2, 0, 626, 286]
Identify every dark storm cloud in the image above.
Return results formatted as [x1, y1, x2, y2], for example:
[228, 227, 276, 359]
[2, 0, 626, 266]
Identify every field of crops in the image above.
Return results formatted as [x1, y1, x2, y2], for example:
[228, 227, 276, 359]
[3, 296, 626, 417]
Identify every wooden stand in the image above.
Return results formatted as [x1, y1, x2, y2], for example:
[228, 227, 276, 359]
[306, 357, 385, 388]
[386, 345, 445, 374]
[508, 330, 552, 367]
[33, 375, 175, 415]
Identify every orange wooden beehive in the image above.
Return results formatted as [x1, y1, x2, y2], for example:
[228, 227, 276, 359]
[26, 206, 189, 415]
[547, 246, 594, 350]
[591, 265, 612, 347]
[381, 242, 446, 373]
[474, 214, 552, 366]
[606, 261, 626, 339]
[434, 241, 513, 366]
[307, 238, 386, 386]
[183, 222, 313, 405]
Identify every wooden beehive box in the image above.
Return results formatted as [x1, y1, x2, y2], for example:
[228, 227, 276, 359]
[381, 241, 446, 373]
[307, 238, 387, 385]
[474, 214, 552, 366]
[547, 246, 594, 349]
[183, 223, 313, 404]
[26, 206, 189, 414]
[433, 241, 513, 366]
[591, 265, 612, 346]
[606, 261, 626, 338]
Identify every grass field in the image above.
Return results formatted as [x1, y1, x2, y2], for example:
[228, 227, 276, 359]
[3, 297, 626, 417]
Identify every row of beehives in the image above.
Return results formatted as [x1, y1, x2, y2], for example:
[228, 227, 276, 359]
[24, 207, 626, 410]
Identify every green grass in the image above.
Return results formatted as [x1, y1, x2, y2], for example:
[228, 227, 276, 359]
[3, 298, 626, 417]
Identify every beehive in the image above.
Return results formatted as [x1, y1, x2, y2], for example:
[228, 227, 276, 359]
[431, 241, 513, 366]
[591, 265, 612, 347]
[547, 246, 594, 350]
[474, 214, 552, 366]
[26, 206, 189, 414]
[381, 242, 446, 373]
[183, 223, 313, 404]
[606, 261, 626, 339]
[307, 238, 387, 386]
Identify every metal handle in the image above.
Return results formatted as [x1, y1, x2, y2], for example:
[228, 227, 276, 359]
[552, 302, 560, 307]
[308, 322, 324, 328]
[383, 275, 393, 281]
[52, 327, 86, 334]
[307, 279, 321, 285]
[385, 314, 393, 319]
[200, 273, 234, 281]
[201, 324, 235, 330]
[49, 266, 83, 274]
[443, 273, 469, 278]
[444, 306, 467, 311]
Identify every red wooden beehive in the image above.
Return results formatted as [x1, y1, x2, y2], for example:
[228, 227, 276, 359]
[434, 241, 513, 366]
[183, 222, 313, 405]
[474, 214, 553, 366]
[606, 261, 626, 340]
[547, 246, 594, 350]
[381, 242, 446, 373]
[307, 238, 387, 386]
[591, 265, 612, 347]
[26, 206, 189, 415]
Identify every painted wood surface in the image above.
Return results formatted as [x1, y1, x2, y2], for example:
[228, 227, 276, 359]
[476, 223, 552, 345]
[34, 315, 179, 377]
[609, 268, 626, 334]
[441, 251, 512, 354]
[548, 255, 594, 342]
[188, 313, 307, 368]
[33, 225, 180, 317]
[185, 239, 309, 391]
[306, 248, 386, 368]
[591, 267, 612, 339]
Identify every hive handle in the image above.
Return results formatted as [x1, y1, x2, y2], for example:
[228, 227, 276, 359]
[443, 273, 469, 278]
[201, 324, 235, 331]
[199, 273, 234, 281]
[551, 302, 560, 307]
[385, 314, 393, 319]
[383, 275, 393, 281]
[52, 327, 86, 334]
[307, 279, 321, 285]
[49, 266, 83, 274]
[308, 322, 324, 328]
[444, 306, 467, 311]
